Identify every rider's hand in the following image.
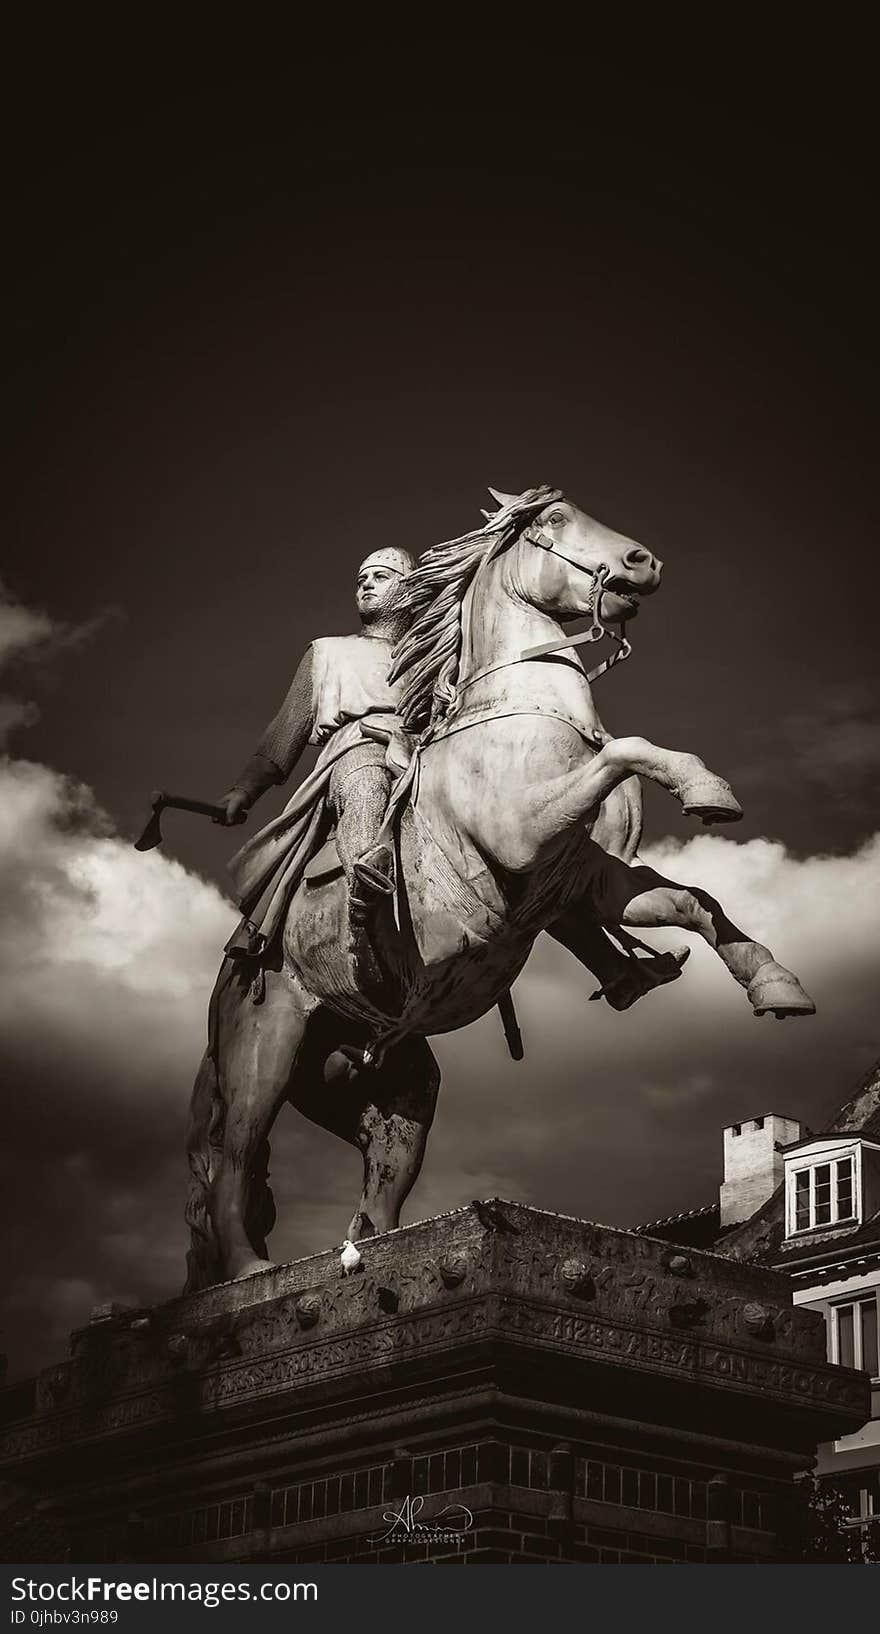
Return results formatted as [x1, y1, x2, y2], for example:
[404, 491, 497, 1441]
[213, 790, 250, 826]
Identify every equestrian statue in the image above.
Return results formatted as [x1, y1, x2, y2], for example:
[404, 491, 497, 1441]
[182, 485, 815, 1291]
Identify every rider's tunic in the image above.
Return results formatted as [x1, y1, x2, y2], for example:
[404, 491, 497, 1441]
[309, 635, 401, 745]
[225, 633, 406, 953]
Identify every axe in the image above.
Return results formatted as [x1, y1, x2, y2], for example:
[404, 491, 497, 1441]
[134, 789, 235, 852]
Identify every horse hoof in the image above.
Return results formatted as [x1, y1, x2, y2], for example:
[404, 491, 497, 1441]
[747, 962, 816, 1018]
[679, 776, 743, 824]
[696, 810, 741, 826]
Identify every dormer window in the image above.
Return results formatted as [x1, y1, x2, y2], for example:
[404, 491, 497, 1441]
[782, 1135, 874, 1238]
[792, 1156, 855, 1231]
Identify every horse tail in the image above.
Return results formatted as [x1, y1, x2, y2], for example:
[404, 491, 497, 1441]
[183, 967, 230, 1293]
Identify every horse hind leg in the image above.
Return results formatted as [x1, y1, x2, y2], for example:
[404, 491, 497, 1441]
[186, 1074, 275, 1288]
[209, 960, 315, 1282]
[289, 1031, 441, 1242]
[184, 1045, 226, 1293]
[186, 1080, 275, 1292]
[347, 1036, 440, 1239]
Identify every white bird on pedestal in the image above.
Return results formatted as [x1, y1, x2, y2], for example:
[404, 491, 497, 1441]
[340, 1239, 362, 1276]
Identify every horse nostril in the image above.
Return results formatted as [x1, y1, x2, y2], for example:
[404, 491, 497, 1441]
[623, 547, 661, 578]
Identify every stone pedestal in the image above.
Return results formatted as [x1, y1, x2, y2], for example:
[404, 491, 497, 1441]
[0, 1202, 869, 1564]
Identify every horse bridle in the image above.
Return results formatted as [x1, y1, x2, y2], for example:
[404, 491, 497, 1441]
[454, 518, 633, 701]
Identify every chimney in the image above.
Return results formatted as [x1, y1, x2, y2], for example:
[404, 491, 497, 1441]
[719, 1114, 802, 1228]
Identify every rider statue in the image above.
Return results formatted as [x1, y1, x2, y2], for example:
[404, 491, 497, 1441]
[216, 547, 416, 966]
[214, 544, 683, 1020]
[178, 486, 814, 1291]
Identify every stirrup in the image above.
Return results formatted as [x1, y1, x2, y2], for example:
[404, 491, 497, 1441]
[589, 947, 689, 1011]
[350, 845, 395, 926]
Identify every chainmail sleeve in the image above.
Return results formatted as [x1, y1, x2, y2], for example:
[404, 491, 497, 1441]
[225, 648, 315, 806]
[254, 647, 315, 776]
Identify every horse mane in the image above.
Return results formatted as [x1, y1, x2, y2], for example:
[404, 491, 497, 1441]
[389, 485, 561, 731]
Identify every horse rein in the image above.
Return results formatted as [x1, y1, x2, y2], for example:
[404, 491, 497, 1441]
[452, 527, 632, 703]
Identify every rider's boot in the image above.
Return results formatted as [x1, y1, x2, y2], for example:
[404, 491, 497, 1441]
[344, 842, 409, 1066]
[590, 946, 690, 1011]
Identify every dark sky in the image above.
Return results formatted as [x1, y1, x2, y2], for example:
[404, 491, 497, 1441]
[1, 48, 878, 1378]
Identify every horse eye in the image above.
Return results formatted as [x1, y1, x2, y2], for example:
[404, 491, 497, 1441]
[548, 512, 566, 526]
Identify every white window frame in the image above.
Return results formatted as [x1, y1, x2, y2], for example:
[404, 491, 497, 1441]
[785, 1142, 862, 1237]
[829, 1293, 880, 1380]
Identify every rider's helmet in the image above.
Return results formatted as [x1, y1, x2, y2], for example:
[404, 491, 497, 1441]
[358, 548, 416, 578]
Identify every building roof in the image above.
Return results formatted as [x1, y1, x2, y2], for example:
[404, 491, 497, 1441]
[633, 1203, 724, 1249]
[782, 1130, 880, 1156]
[719, 1055, 880, 1265]
[634, 1202, 718, 1231]
[770, 1214, 880, 1275]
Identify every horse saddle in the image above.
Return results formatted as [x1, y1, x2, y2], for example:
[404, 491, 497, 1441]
[304, 835, 345, 886]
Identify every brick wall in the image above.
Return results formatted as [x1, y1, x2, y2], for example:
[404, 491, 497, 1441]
[78, 1434, 780, 1564]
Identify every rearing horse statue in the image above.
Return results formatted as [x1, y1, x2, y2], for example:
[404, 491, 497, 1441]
[185, 485, 814, 1290]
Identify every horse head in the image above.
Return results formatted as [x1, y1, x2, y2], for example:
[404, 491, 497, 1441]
[488, 486, 663, 627]
[391, 484, 664, 730]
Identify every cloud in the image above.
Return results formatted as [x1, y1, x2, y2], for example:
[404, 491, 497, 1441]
[0, 757, 236, 1373]
[0, 579, 121, 670]
[0, 580, 121, 749]
[0, 595, 54, 665]
[1, 748, 877, 1382]
[428, 828, 880, 1229]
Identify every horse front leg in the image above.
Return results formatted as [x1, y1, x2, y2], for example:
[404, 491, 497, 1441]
[581, 847, 815, 1019]
[544, 735, 743, 835]
[622, 876, 815, 1017]
[488, 735, 741, 874]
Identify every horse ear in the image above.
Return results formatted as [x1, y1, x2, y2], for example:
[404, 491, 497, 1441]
[487, 486, 521, 510]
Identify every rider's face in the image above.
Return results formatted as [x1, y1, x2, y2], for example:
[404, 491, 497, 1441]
[356, 565, 399, 623]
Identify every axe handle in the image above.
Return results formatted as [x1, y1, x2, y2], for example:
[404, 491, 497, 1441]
[153, 792, 228, 821]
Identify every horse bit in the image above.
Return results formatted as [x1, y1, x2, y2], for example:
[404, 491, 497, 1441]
[453, 519, 633, 703]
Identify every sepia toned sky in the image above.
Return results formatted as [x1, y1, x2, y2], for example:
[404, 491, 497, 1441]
[1, 47, 877, 1379]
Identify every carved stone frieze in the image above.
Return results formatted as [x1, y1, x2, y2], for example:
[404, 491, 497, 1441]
[0, 1203, 863, 1475]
